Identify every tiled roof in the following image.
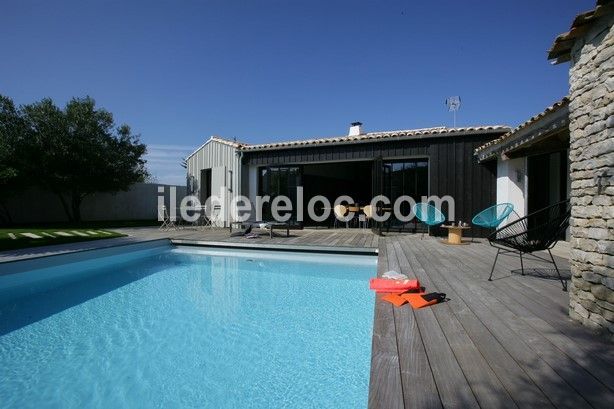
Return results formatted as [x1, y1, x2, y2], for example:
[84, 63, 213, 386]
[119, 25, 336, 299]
[240, 125, 510, 152]
[548, 0, 614, 63]
[185, 136, 245, 159]
[210, 136, 245, 148]
[474, 97, 570, 159]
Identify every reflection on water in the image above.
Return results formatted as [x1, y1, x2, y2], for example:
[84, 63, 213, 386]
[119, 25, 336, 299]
[186, 255, 241, 323]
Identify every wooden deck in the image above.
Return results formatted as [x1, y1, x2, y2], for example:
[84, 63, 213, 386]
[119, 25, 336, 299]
[2, 227, 612, 408]
[370, 234, 614, 409]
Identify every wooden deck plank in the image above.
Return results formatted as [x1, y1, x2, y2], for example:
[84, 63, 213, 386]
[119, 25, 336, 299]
[368, 241, 404, 409]
[340, 230, 360, 246]
[388, 241, 480, 409]
[442, 244, 614, 407]
[385, 240, 443, 409]
[464, 263, 614, 388]
[434, 243, 614, 408]
[412, 237, 594, 409]
[406, 237, 555, 408]
[455, 240, 614, 364]
[461, 240, 570, 310]
[395, 240, 518, 409]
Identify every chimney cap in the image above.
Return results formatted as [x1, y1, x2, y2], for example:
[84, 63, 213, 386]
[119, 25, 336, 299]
[351, 121, 363, 126]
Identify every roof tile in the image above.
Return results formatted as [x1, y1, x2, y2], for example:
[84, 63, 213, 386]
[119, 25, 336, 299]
[241, 125, 509, 152]
[474, 97, 569, 154]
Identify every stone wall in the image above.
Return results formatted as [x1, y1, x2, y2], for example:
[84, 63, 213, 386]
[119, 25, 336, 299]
[567, 12, 614, 340]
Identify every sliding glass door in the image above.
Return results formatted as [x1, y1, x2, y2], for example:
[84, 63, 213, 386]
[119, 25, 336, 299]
[383, 159, 428, 231]
[258, 166, 301, 222]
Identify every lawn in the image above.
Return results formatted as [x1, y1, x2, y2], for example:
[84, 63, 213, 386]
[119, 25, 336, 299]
[0, 228, 125, 251]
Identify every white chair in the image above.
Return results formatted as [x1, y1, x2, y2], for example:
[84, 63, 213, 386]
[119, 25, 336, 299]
[199, 205, 212, 229]
[361, 205, 373, 229]
[333, 205, 349, 228]
[209, 204, 222, 228]
[158, 205, 176, 230]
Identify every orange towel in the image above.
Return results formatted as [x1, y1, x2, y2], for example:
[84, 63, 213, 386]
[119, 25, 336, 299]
[369, 278, 420, 293]
[381, 293, 408, 307]
[401, 292, 445, 309]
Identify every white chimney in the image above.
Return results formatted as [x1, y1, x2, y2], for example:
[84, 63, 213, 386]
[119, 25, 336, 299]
[348, 122, 363, 136]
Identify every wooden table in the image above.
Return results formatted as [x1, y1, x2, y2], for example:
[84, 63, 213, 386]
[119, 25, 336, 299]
[441, 225, 471, 245]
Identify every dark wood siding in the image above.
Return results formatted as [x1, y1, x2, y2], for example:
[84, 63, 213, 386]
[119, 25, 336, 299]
[243, 133, 501, 237]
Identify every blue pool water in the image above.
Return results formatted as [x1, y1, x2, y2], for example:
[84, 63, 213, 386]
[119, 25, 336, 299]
[0, 245, 376, 408]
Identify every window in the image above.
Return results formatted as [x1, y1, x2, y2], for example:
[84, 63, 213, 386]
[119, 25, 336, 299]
[383, 159, 428, 229]
[258, 166, 302, 221]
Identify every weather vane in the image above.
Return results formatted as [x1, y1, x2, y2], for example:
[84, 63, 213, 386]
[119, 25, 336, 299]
[445, 96, 461, 127]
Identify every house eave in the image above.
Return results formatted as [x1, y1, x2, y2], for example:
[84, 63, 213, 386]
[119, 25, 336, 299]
[548, 1, 614, 63]
[240, 126, 510, 153]
[476, 104, 569, 162]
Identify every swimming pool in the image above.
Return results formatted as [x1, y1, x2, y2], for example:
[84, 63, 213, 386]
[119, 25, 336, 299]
[0, 241, 377, 408]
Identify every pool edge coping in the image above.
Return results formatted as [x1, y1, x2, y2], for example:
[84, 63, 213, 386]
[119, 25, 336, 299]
[170, 239, 379, 256]
[0, 237, 378, 273]
[0, 238, 172, 273]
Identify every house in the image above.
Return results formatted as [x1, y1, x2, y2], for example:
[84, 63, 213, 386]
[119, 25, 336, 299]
[185, 136, 245, 226]
[474, 97, 570, 223]
[186, 123, 510, 236]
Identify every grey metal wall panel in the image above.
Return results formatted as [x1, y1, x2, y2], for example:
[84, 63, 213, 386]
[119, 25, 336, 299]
[186, 139, 242, 226]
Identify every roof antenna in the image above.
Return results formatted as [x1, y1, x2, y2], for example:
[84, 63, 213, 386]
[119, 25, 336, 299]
[445, 96, 461, 127]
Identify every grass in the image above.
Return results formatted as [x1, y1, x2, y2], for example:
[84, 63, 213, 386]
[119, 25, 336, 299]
[1, 219, 158, 229]
[0, 228, 125, 251]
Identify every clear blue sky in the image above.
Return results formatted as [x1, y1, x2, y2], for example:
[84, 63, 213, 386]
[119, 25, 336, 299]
[1, 0, 593, 184]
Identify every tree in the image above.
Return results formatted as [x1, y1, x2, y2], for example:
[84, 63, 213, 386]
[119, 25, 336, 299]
[0, 96, 28, 224]
[15, 96, 148, 222]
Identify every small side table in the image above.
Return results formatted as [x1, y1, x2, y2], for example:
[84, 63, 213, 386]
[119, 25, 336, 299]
[441, 225, 471, 245]
[229, 221, 244, 233]
[267, 222, 290, 238]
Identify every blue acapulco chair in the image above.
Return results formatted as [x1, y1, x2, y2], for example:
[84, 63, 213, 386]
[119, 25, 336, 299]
[472, 203, 515, 228]
[470, 203, 515, 241]
[412, 203, 446, 239]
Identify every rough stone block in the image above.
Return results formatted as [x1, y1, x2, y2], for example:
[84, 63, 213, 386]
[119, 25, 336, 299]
[573, 301, 590, 319]
[591, 284, 611, 301]
[597, 240, 614, 255]
[596, 299, 614, 313]
[574, 277, 592, 291]
[580, 298, 602, 315]
[587, 227, 610, 240]
[582, 271, 603, 284]
[592, 195, 612, 206]
[569, 308, 584, 322]
[587, 311, 608, 328]
[578, 288, 597, 301]
[572, 249, 605, 266]
[584, 314, 606, 330]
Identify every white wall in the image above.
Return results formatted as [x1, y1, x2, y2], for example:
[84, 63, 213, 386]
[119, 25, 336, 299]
[496, 157, 526, 221]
